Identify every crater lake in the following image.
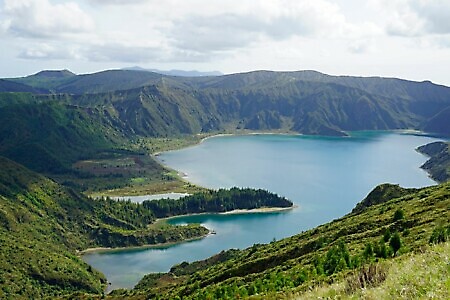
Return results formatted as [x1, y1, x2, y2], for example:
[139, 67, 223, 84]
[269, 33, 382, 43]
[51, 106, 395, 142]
[82, 131, 443, 290]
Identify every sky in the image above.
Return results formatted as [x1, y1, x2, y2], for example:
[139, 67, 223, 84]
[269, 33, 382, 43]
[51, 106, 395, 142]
[0, 0, 449, 85]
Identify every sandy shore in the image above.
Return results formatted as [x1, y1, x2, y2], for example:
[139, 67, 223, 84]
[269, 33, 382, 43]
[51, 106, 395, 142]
[199, 131, 302, 144]
[159, 205, 297, 223]
[220, 206, 296, 215]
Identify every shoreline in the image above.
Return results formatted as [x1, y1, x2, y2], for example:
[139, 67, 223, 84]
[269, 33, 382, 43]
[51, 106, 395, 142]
[221, 205, 296, 215]
[92, 129, 441, 198]
[78, 233, 210, 255]
[159, 205, 297, 223]
[198, 130, 303, 144]
[79, 205, 296, 255]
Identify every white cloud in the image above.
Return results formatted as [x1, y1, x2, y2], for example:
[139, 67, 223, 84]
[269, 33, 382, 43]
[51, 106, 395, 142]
[376, 0, 450, 37]
[167, 0, 379, 55]
[348, 39, 375, 54]
[82, 42, 212, 63]
[83, 43, 163, 63]
[3, 0, 94, 38]
[89, 0, 148, 5]
[0, 0, 449, 85]
[411, 0, 450, 34]
[18, 43, 80, 60]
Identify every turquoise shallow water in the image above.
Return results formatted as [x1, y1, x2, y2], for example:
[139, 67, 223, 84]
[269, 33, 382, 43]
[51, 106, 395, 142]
[83, 131, 442, 290]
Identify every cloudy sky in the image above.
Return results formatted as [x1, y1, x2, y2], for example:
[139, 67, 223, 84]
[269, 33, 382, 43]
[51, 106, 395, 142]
[1, 0, 449, 85]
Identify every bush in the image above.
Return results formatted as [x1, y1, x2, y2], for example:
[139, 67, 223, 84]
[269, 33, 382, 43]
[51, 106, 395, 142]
[429, 225, 449, 244]
[363, 242, 374, 260]
[389, 232, 402, 256]
[323, 240, 351, 275]
[393, 209, 404, 221]
[383, 228, 391, 242]
[374, 241, 388, 259]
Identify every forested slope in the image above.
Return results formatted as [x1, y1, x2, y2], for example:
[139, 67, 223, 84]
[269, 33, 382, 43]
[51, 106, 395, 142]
[0, 157, 205, 298]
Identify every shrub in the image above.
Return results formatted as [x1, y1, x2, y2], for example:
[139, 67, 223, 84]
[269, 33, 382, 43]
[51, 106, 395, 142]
[374, 241, 388, 259]
[429, 225, 449, 244]
[393, 209, 404, 221]
[363, 242, 374, 260]
[323, 240, 351, 275]
[389, 232, 402, 256]
[382, 228, 391, 242]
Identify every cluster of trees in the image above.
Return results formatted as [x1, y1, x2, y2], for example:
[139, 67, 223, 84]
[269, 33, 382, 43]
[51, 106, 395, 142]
[93, 197, 155, 230]
[362, 230, 402, 260]
[142, 187, 293, 218]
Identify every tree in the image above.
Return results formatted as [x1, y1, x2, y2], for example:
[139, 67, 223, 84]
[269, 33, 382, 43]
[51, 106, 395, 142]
[374, 241, 388, 259]
[382, 228, 391, 242]
[363, 242, 374, 260]
[389, 232, 402, 256]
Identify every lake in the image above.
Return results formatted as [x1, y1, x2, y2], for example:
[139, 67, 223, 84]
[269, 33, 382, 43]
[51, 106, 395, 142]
[112, 192, 190, 203]
[83, 131, 442, 290]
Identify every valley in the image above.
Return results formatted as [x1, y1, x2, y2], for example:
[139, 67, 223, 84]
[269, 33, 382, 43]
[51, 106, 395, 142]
[0, 69, 449, 299]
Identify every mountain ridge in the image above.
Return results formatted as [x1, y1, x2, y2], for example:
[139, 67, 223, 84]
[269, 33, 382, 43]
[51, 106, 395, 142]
[0, 68, 449, 179]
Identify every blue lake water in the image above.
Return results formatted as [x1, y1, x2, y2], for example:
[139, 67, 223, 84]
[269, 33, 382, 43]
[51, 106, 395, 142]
[112, 192, 190, 203]
[83, 131, 442, 290]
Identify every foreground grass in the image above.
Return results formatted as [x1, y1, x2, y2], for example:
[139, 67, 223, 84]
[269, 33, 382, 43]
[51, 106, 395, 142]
[297, 241, 450, 299]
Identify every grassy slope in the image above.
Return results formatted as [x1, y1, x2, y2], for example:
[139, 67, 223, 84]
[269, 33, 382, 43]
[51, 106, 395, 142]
[114, 182, 450, 299]
[0, 157, 209, 299]
[297, 241, 450, 299]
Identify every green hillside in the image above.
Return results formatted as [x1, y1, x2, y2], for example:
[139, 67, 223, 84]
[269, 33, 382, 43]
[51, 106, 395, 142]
[0, 95, 127, 173]
[3, 69, 450, 137]
[0, 157, 208, 298]
[108, 182, 450, 299]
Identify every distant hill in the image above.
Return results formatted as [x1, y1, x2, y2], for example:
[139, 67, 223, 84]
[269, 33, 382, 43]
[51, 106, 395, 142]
[0, 69, 449, 176]
[33, 69, 76, 78]
[123, 66, 223, 77]
[1, 69, 449, 140]
[0, 79, 48, 93]
[423, 106, 450, 136]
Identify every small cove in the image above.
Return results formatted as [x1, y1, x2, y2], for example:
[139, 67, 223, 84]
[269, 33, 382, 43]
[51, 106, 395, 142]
[82, 131, 443, 290]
